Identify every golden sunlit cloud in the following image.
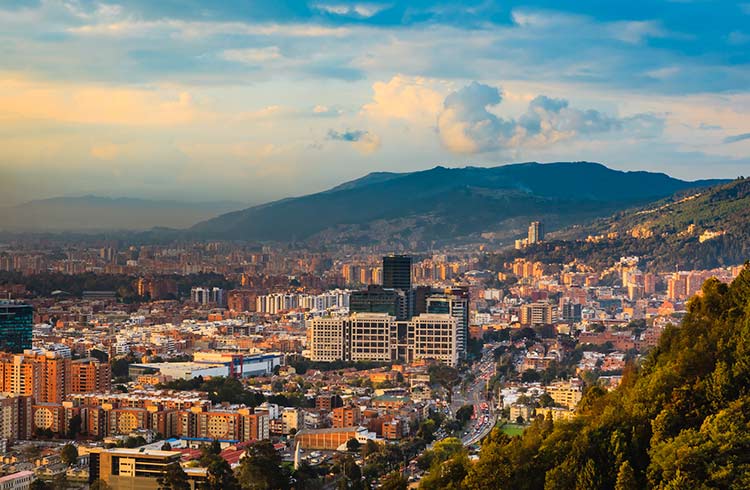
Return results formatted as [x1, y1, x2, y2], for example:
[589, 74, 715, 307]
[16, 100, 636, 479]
[0, 73, 200, 126]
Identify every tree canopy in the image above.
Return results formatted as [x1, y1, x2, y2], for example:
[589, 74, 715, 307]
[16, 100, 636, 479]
[421, 265, 750, 489]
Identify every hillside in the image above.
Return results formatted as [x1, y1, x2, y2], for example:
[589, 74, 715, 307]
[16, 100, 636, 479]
[419, 266, 750, 489]
[0, 196, 246, 232]
[190, 162, 724, 246]
[490, 177, 750, 271]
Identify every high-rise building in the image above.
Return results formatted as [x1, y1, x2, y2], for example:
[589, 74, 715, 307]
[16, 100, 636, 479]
[382, 255, 412, 291]
[70, 358, 112, 394]
[528, 221, 545, 244]
[426, 287, 469, 357]
[306, 312, 458, 366]
[0, 352, 109, 404]
[0, 302, 32, 353]
[307, 317, 346, 362]
[520, 302, 557, 326]
[348, 313, 397, 362]
[349, 286, 406, 319]
[407, 313, 458, 367]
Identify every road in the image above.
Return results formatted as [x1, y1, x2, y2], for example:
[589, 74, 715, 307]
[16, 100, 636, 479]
[452, 344, 498, 446]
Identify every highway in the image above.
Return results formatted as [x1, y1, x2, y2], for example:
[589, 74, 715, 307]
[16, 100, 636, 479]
[452, 344, 498, 446]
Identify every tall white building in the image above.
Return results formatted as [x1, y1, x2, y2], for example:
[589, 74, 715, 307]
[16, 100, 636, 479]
[307, 317, 346, 362]
[349, 313, 397, 362]
[306, 312, 458, 367]
[407, 314, 458, 367]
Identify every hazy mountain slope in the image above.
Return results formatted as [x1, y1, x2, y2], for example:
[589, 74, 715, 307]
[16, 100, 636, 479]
[191, 162, 726, 245]
[0, 196, 247, 232]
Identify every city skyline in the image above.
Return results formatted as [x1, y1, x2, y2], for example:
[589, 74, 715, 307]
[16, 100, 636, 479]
[1, 1, 750, 206]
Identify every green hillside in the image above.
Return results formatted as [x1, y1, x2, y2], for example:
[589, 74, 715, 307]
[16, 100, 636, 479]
[488, 177, 750, 271]
[420, 267, 750, 489]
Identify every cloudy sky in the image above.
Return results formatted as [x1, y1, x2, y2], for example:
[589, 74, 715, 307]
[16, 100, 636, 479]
[1, 0, 750, 206]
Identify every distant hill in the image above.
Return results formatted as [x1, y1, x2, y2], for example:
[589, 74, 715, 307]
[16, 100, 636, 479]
[191, 162, 726, 247]
[0, 196, 247, 232]
[490, 177, 750, 271]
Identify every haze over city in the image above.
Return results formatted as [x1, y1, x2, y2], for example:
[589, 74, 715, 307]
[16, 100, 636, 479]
[2, 0, 750, 207]
[2, 2, 750, 490]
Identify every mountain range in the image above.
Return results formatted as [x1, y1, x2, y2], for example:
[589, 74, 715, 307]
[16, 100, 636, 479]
[190, 162, 726, 247]
[0, 196, 246, 232]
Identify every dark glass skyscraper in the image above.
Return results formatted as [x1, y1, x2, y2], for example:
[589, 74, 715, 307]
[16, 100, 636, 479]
[0, 301, 33, 353]
[382, 255, 412, 291]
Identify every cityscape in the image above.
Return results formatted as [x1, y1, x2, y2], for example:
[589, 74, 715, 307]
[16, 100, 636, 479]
[2, 1, 750, 490]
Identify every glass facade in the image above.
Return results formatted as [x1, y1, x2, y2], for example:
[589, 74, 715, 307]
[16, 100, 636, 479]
[0, 302, 33, 353]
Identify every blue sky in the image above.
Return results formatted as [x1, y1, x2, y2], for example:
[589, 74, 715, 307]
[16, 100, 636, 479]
[1, 0, 749, 205]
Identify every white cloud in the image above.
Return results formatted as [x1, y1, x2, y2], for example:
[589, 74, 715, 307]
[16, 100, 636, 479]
[436, 81, 664, 154]
[328, 129, 381, 154]
[313, 3, 388, 18]
[221, 46, 282, 64]
[362, 75, 449, 124]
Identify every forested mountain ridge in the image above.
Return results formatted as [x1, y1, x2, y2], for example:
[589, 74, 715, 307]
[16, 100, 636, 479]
[485, 177, 750, 271]
[419, 266, 750, 489]
[190, 162, 725, 246]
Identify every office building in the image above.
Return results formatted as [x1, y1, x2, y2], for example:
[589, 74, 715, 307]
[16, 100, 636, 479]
[307, 317, 346, 362]
[306, 312, 458, 366]
[426, 287, 469, 357]
[349, 313, 397, 362]
[528, 221, 545, 244]
[407, 313, 458, 367]
[559, 302, 582, 323]
[89, 448, 187, 490]
[349, 285, 407, 319]
[520, 303, 557, 326]
[0, 302, 32, 354]
[382, 255, 412, 290]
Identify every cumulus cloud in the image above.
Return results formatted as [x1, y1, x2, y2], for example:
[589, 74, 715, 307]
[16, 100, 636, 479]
[724, 133, 750, 144]
[436, 82, 664, 154]
[313, 3, 388, 18]
[437, 82, 515, 153]
[328, 129, 381, 154]
[362, 75, 448, 123]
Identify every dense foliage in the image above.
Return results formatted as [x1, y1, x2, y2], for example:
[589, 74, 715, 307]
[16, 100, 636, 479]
[421, 265, 750, 489]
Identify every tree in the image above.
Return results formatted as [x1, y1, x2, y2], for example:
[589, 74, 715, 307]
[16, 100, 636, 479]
[205, 456, 241, 490]
[30, 481, 51, 490]
[237, 440, 290, 490]
[380, 471, 408, 490]
[157, 462, 191, 490]
[429, 365, 460, 404]
[209, 438, 222, 455]
[292, 462, 322, 490]
[67, 414, 82, 439]
[60, 443, 78, 466]
[615, 461, 638, 490]
[455, 405, 474, 425]
[361, 439, 380, 459]
[346, 437, 361, 453]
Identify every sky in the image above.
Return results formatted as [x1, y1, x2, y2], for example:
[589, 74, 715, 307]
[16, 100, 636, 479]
[1, 0, 750, 206]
